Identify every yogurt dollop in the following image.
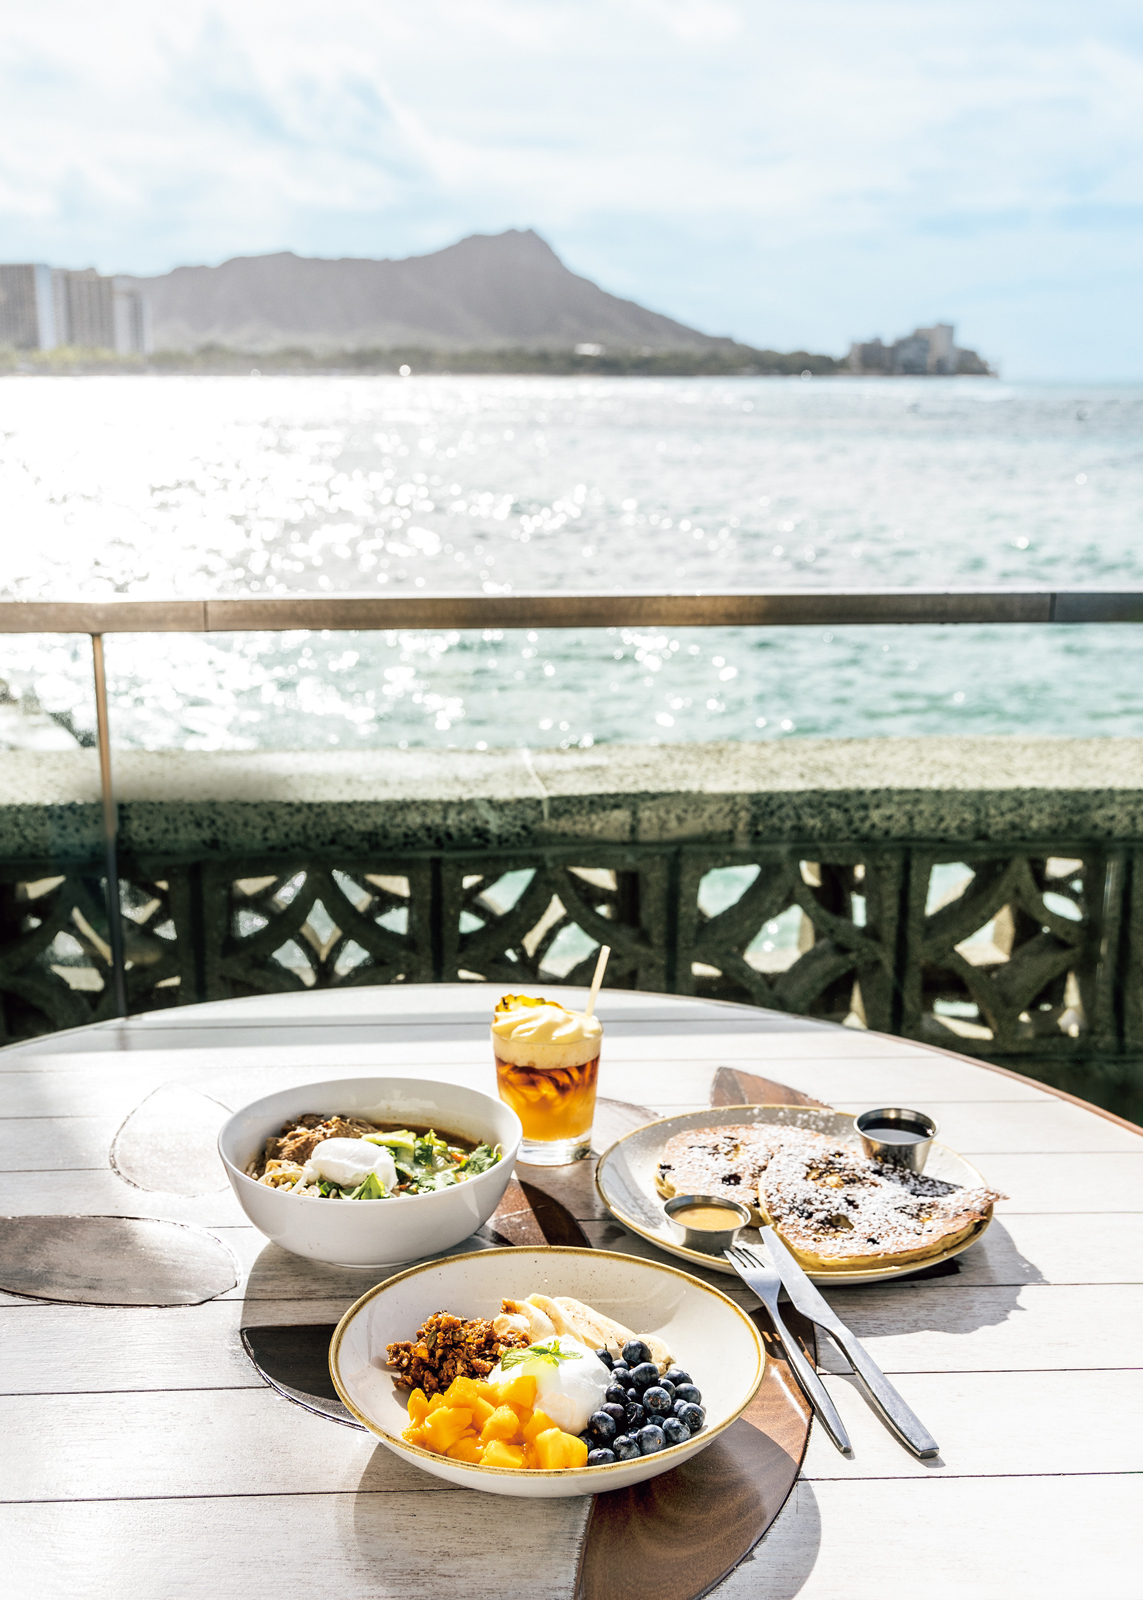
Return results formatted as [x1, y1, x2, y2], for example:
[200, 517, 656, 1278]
[489, 1335, 610, 1435]
[491, 1000, 602, 1071]
[297, 1137, 398, 1192]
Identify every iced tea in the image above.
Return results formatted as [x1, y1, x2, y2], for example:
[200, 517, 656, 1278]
[494, 1053, 599, 1143]
[491, 995, 603, 1165]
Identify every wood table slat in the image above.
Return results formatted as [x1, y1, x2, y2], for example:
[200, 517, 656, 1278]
[0, 983, 1139, 1600]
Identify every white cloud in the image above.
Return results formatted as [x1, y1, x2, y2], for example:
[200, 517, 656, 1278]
[0, 0, 1140, 373]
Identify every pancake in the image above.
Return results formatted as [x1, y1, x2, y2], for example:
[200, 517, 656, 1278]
[656, 1122, 1003, 1271]
[655, 1124, 792, 1224]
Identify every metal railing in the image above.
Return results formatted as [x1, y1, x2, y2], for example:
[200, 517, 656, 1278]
[4, 586, 1143, 1018]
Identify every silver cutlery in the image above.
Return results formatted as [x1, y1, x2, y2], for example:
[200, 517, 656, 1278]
[725, 1243, 853, 1456]
[751, 1229, 940, 1460]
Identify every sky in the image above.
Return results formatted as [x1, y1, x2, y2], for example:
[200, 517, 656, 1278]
[1, 0, 1141, 378]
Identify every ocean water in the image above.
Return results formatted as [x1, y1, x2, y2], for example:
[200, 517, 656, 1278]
[1, 372, 1141, 752]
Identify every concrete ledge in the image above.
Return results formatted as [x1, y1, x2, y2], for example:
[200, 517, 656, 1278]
[3, 737, 1143, 862]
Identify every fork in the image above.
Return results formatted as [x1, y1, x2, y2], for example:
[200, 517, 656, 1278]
[725, 1243, 854, 1456]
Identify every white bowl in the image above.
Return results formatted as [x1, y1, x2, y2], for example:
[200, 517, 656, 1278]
[218, 1077, 521, 1268]
[329, 1246, 766, 1497]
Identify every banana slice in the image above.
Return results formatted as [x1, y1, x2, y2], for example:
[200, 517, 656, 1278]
[524, 1293, 580, 1339]
[500, 1298, 556, 1341]
[552, 1296, 631, 1355]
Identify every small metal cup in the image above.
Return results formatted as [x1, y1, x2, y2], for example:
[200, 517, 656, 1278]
[663, 1193, 752, 1255]
[855, 1107, 938, 1173]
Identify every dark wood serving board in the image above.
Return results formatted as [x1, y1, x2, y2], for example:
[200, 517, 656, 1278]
[241, 1083, 820, 1600]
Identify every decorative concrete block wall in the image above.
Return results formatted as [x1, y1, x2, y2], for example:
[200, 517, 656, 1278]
[3, 738, 1142, 1116]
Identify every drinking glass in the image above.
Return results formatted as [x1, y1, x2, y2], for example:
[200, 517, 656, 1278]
[492, 1028, 601, 1166]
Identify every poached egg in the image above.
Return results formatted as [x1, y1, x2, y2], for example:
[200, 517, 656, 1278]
[296, 1137, 398, 1192]
[489, 1334, 610, 1435]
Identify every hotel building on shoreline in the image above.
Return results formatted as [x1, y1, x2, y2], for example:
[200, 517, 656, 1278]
[0, 263, 152, 354]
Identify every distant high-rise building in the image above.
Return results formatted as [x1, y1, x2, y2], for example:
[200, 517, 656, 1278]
[54, 268, 114, 347]
[112, 280, 152, 355]
[0, 264, 57, 349]
[0, 263, 151, 353]
[846, 322, 990, 376]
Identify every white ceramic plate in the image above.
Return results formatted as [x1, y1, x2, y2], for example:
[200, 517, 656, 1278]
[329, 1245, 765, 1497]
[595, 1104, 994, 1286]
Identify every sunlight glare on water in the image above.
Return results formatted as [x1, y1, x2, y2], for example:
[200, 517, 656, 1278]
[1, 373, 1141, 750]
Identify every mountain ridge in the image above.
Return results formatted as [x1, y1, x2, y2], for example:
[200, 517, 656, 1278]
[118, 229, 745, 355]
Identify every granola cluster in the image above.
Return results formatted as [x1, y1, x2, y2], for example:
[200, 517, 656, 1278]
[385, 1311, 528, 1393]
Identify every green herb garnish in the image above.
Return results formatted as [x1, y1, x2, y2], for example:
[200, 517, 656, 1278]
[500, 1340, 583, 1371]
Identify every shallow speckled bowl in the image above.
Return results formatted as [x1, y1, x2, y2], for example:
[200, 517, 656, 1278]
[329, 1246, 766, 1497]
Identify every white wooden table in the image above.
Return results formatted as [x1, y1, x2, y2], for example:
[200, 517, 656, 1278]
[2, 984, 1141, 1598]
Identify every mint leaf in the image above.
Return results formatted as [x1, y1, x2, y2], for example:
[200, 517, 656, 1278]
[501, 1340, 583, 1371]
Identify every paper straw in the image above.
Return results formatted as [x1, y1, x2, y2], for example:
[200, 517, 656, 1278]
[585, 944, 611, 1017]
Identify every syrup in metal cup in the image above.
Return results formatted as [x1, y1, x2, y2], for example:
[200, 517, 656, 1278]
[855, 1107, 938, 1173]
[663, 1193, 751, 1255]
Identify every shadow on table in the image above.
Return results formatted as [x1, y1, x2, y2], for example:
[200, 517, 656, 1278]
[237, 1234, 501, 1426]
[820, 1220, 1047, 1342]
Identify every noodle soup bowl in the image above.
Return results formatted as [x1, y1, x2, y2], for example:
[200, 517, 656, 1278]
[218, 1076, 521, 1268]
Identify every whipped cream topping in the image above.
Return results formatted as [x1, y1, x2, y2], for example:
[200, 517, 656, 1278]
[491, 1000, 603, 1070]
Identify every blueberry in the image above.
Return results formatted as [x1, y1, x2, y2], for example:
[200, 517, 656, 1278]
[595, 1348, 615, 1370]
[629, 1361, 660, 1392]
[588, 1410, 618, 1444]
[676, 1401, 705, 1432]
[613, 1433, 640, 1461]
[658, 1379, 677, 1403]
[674, 1383, 703, 1406]
[623, 1339, 652, 1368]
[605, 1384, 630, 1408]
[662, 1415, 691, 1446]
[637, 1423, 667, 1455]
[665, 1366, 691, 1388]
[587, 1447, 617, 1466]
[643, 1385, 673, 1415]
[578, 1430, 594, 1446]
[609, 1364, 632, 1387]
[601, 1402, 628, 1427]
[625, 1401, 648, 1431]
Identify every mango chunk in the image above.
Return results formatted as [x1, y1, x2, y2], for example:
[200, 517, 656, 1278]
[522, 1410, 554, 1443]
[469, 1396, 496, 1427]
[422, 1406, 473, 1453]
[480, 1404, 523, 1444]
[534, 1428, 589, 1471]
[492, 1373, 538, 1409]
[482, 1439, 526, 1469]
[445, 1434, 485, 1463]
[406, 1388, 429, 1426]
[401, 1424, 425, 1447]
[442, 1375, 489, 1410]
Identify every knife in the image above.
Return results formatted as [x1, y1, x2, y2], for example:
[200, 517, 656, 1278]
[757, 1226, 940, 1459]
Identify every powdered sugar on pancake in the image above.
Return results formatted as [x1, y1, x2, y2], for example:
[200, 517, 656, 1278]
[760, 1135, 1003, 1262]
[657, 1121, 1003, 1265]
[656, 1123, 823, 1201]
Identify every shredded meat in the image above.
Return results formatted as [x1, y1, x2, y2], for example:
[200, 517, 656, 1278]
[256, 1114, 376, 1174]
[386, 1311, 528, 1393]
